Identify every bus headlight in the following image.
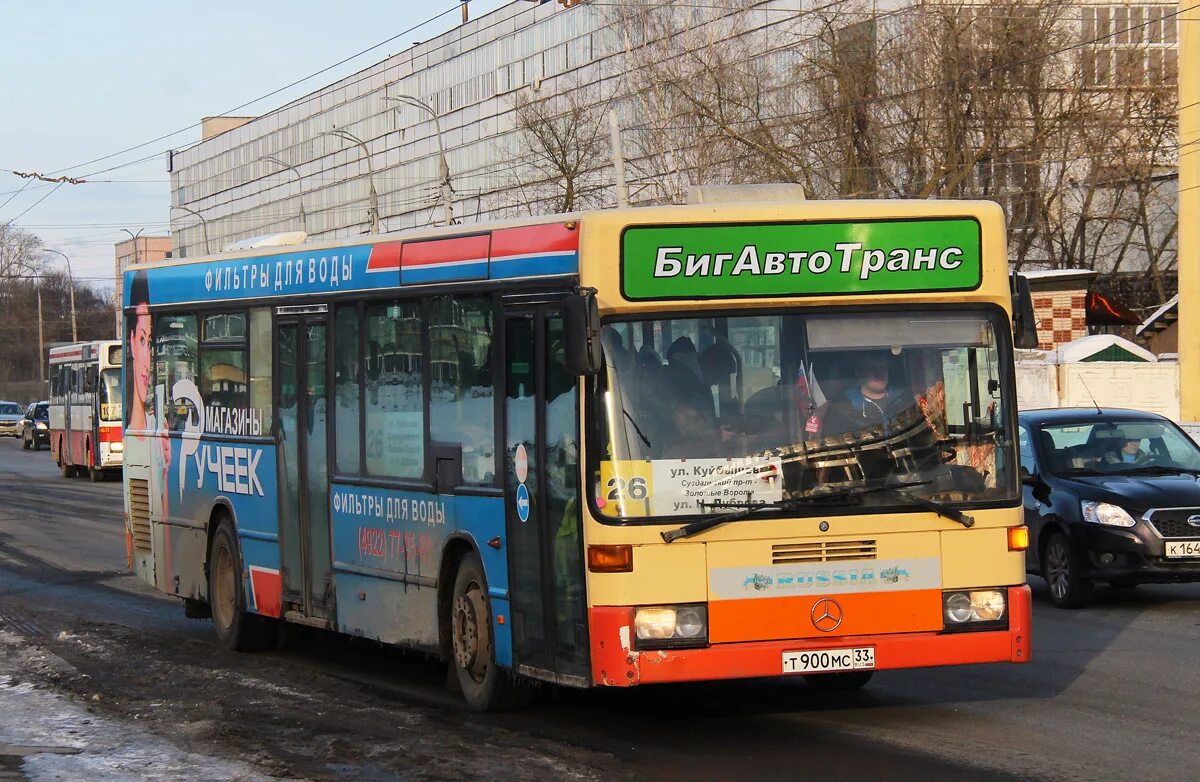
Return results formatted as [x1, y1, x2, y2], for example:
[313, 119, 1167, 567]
[634, 604, 708, 648]
[942, 590, 1007, 631]
[110, 442, 124, 453]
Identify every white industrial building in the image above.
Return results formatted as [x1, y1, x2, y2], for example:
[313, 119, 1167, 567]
[167, 0, 1180, 283]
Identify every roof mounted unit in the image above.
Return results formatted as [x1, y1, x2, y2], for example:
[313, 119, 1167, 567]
[687, 184, 807, 204]
[221, 231, 308, 253]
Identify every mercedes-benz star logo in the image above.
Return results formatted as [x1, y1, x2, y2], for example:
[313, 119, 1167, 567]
[811, 598, 844, 633]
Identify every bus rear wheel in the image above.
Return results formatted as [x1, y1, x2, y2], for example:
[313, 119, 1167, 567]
[208, 520, 275, 652]
[59, 454, 75, 478]
[449, 552, 529, 712]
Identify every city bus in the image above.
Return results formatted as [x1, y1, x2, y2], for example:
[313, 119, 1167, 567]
[122, 199, 1036, 710]
[49, 340, 124, 481]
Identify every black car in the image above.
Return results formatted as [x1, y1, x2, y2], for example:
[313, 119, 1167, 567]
[20, 400, 49, 451]
[1019, 407, 1200, 608]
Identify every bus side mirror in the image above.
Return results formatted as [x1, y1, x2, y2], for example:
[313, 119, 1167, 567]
[1010, 273, 1039, 349]
[564, 288, 602, 376]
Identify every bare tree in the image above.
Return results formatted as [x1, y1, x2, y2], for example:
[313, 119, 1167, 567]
[0, 221, 43, 280]
[503, 82, 615, 215]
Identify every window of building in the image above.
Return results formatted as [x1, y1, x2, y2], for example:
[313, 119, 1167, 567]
[1082, 4, 1177, 87]
[429, 296, 495, 484]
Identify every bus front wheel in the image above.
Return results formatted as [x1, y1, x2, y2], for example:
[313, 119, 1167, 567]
[208, 520, 275, 652]
[449, 552, 529, 712]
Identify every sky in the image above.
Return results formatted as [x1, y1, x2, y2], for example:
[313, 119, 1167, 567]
[0, 0, 512, 293]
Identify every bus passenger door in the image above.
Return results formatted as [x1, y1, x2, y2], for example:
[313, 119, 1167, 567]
[277, 313, 335, 623]
[503, 305, 589, 685]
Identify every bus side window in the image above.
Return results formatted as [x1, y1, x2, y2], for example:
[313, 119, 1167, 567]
[249, 308, 274, 435]
[429, 296, 495, 485]
[364, 300, 425, 479]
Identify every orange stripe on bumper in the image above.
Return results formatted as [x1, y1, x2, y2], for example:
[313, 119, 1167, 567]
[710, 588, 943, 643]
[590, 585, 1031, 687]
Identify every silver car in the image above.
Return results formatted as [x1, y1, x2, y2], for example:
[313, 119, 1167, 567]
[0, 401, 23, 437]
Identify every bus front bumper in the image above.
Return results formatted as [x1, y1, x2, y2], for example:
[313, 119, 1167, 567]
[589, 585, 1030, 687]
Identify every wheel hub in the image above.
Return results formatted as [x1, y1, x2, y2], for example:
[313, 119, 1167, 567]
[452, 585, 489, 682]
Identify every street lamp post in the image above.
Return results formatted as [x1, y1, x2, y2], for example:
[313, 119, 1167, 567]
[171, 204, 211, 255]
[321, 129, 380, 234]
[262, 155, 308, 232]
[43, 248, 77, 343]
[121, 228, 144, 265]
[385, 93, 455, 226]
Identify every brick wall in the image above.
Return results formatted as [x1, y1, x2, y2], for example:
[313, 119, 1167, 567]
[1032, 289, 1088, 350]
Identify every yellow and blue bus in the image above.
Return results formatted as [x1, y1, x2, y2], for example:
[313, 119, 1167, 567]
[122, 198, 1033, 710]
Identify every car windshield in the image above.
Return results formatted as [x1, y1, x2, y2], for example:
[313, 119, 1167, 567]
[1038, 419, 1200, 476]
[590, 310, 1017, 520]
[0, 403, 21, 416]
[33, 404, 48, 419]
[99, 369, 122, 422]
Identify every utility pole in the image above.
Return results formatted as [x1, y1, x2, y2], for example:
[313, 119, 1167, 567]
[171, 204, 211, 255]
[322, 129, 380, 234]
[43, 248, 77, 343]
[1179, 0, 1200, 421]
[263, 155, 308, 233]
[121, 228, 144, 265]
[30, 269, 44, 385]
[385, 93, 455, 225]
[609, 108, 629, 208]
[119, 228, 145, 338]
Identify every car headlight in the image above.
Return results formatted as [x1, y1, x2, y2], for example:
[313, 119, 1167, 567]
[943, 589, 1007, 631]
[634, 604, 708, 649]
[1081, 501, 1136, 528]
[35, 422, 47, 430]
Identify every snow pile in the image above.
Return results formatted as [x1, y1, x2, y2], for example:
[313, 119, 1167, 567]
[0, 634, 272, 781]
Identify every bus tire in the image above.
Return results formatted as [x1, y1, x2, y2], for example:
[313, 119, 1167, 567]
[803, 671, 874, 691]
[60, 456, 75, 478]
[208, 520, 275, 652]
[449, 552, 529, 712]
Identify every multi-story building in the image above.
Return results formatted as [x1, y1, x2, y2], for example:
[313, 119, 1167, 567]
[113, 234, 171, 332]
[167, 0, 1180, 299]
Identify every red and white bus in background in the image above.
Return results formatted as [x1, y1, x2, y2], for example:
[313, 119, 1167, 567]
[49, 340, 124, 481]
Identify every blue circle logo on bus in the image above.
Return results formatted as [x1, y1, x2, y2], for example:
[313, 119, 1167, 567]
[516, 483, 530, 523]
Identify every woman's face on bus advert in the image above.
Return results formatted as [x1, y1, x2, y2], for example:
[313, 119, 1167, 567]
[132, 303, 152, 416]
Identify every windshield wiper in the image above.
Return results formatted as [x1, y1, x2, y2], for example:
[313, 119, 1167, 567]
[661, 480, 931, 543]
[622, 409, 652, 448]
[878, 489, 974, 528]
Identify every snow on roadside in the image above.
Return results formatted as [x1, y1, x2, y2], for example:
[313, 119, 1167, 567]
[0, 629, 274, 781]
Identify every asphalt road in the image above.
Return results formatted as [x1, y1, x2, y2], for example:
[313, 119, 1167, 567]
[1, 435, 1198, 781]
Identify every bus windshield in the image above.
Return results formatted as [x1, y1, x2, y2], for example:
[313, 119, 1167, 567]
[99, 368, 122, 422]
[592, 310, 1016, 520]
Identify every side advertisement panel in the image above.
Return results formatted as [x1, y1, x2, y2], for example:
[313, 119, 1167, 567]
[329, 485, 509, 663]
[125, 426, 280, 615]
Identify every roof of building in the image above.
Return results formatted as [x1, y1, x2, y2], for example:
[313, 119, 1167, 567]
[1055, 334, 1157, 364]
[1136, 293, 1178, 337]
[1019, 268, 1099, 282]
